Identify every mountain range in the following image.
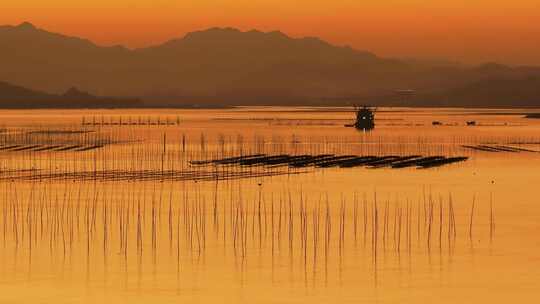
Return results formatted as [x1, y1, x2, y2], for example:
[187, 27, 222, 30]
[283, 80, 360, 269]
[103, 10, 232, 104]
[1, 22, 540, 107]
[0, 81, 141, 108]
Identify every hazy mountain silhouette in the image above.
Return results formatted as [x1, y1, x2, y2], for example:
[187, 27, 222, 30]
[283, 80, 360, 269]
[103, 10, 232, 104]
[0, 80, 56, 100]
[423, 76, 540, 107]
[0, 81, 141, 108]
[1, 22, 540, 107]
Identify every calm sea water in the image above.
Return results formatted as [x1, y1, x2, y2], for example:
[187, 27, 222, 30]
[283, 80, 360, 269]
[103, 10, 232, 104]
[0, 107, 539, 303]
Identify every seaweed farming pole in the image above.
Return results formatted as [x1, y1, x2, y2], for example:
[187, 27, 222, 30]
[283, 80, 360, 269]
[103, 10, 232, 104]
[162, 133, 167, 177]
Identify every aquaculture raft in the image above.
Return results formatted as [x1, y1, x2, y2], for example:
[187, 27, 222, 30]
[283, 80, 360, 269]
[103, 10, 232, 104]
[0, 144, 105, 152]
[191, 154, 468, 170]
[462, 145, 540, 153]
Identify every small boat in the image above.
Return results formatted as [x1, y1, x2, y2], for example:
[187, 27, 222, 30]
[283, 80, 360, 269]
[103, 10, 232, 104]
[345, 106, 375, 130]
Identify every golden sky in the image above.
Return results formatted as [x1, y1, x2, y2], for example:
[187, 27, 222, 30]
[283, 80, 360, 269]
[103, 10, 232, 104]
[3, 1, 540, 65]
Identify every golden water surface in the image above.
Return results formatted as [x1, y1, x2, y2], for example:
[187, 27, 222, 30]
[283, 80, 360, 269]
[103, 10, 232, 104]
[0, 107, 538, 303]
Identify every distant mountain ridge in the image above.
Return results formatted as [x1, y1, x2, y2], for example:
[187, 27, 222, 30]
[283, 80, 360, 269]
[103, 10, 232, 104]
[0, 81, 141, 108]
[1, 22, 540, 107]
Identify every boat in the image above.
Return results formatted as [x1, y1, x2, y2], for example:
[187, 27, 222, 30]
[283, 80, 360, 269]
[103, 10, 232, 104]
[345, 105, 376, 130]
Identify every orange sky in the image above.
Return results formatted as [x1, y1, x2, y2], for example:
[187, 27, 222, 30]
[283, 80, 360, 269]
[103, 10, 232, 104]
[3, 1, 540, 65]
